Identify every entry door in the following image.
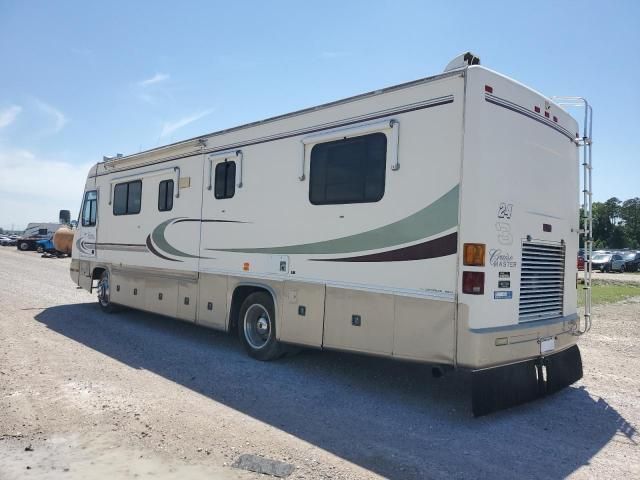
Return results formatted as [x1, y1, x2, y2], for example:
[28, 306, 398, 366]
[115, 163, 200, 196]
[78, 189, 98, 258]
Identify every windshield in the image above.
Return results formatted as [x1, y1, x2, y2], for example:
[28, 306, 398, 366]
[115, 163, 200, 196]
[592, 254, 611, 261]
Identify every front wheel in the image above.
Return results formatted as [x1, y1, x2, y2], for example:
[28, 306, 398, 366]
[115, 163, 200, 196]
[97, 270, 117, 313]
[238, 292, 284, 361]
[620, 264, 625, 273]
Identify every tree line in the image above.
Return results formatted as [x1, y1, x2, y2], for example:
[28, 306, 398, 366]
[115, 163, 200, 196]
[585, 197, 640, 249]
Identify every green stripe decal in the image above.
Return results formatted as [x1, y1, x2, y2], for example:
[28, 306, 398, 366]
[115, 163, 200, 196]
[151, 218, 201, 259]
[214, 184, 459, 255]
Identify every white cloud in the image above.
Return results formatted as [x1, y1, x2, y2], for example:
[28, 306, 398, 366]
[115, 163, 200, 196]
[33, 99, 68, 134]
[160, 109, 213, 138]
[0, 147, 91, 230]
[138, 73, 170, 87]
[0, 105, 22, 128]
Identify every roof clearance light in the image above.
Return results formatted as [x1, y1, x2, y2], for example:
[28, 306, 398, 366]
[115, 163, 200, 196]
[463, 271, 485, 295]
[534, 106, 541, 113]
[553, 115, 558, 122]
[544, 111, 550, 118]
[484, 85, 493, 94]
[463, 243, 486, 266]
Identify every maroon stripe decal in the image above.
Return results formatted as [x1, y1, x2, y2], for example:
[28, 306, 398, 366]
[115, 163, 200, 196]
[311, 232, 457, 262]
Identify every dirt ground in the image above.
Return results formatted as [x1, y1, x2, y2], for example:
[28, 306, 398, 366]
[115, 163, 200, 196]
[590, 270, 640, 283]
[1, 247, 638, 479]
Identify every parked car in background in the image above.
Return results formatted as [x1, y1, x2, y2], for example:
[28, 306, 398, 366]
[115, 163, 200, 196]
[623, 251, 640, 272]
[0, 235, 17, 246]
[591, 253, 626, 272]
[577, 254, 585, 270]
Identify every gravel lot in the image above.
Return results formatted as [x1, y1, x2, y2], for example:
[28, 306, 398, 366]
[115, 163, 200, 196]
[1, 247, 639, 479]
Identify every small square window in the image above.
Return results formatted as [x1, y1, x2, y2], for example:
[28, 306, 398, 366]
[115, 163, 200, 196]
[158, 180, 174, 211]
[214, 161, 236, 199]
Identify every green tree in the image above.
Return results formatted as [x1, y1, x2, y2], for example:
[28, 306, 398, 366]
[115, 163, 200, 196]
[621, 198, 640, 248]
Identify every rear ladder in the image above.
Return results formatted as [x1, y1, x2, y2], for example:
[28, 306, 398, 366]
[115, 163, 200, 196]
[552, 96, 593, 334]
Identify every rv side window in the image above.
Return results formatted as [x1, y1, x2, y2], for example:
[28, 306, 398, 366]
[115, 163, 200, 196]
[214, 161, 236, 199]
[38, 228, 48, 235]
[158, 180, 174, 212]
[82, 190, 98, 226]
[113, 180, 142, 215]
[309, 132, 387, 205]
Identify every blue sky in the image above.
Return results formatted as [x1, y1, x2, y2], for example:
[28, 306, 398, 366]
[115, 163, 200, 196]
[0, 0, 638, 230]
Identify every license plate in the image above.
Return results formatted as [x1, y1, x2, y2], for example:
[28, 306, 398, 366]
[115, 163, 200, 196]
[540, 337, 555, 354]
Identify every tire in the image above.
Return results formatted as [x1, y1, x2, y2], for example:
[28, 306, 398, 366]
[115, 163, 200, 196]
[97, 270, 118, 313]
[620, 264, 625, 273]
[238, 291, 284, 361]
[18, 241, 30, 251]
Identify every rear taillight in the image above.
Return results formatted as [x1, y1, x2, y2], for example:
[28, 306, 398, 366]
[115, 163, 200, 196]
[463, 271, 485, 295]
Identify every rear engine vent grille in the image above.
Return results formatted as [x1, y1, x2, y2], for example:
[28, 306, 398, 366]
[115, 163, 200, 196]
[519, 241, 565, 323]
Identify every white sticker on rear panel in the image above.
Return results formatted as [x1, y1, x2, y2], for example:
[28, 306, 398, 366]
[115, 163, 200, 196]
[540, 337, 555, 354]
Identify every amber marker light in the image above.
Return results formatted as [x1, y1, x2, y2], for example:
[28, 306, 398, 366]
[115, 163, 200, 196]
[463, 243, 486, 266]
[243, 262, 250, 271]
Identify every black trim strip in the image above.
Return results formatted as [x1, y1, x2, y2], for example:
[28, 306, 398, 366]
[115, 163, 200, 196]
[485, 94, 575, 141]
[145, 235, 181, 262]
[311, 232, 458, 263]
[91, 96, 455, 178]
[173, 219, 248, 225]
[94, 242, 147, 247]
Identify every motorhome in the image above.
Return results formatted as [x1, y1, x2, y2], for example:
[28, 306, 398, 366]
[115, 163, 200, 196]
[69, 53, 593, 415]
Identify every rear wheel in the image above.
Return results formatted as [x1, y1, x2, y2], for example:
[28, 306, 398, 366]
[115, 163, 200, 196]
[18, 241, 30, 251]
[238, 292, 284, 361]
[97, 270, 117, 313]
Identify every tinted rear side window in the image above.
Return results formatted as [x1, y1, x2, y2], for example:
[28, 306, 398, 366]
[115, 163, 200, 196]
[309, 132, 387, 205]
[214, 161, 236, 199]
[113, 180, 142, 215]
[158, 179, 174, 211]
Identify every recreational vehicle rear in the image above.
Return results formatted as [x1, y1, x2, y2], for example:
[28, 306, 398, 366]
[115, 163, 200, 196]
[70, 53, 593, 415]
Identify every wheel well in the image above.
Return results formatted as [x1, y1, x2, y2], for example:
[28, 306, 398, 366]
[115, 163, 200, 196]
[91, 267, 106, 281]
[229, 285, 273, 334]
[90, 267, 106, 293]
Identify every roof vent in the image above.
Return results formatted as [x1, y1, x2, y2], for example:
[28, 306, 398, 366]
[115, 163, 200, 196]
[444, 52, 480, 72]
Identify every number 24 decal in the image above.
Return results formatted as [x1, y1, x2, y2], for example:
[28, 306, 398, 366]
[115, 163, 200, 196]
[498, 203, 513, 219]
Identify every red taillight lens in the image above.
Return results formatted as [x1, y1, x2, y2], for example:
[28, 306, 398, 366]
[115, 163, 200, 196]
[484, 85, 493, 94]
[463, 271, 485, 295]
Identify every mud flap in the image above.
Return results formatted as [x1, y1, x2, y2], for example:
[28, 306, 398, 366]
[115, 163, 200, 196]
[472, 345, 583, 417]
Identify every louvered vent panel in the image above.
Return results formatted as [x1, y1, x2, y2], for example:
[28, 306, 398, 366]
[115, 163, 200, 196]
[519, 241, 565, 322]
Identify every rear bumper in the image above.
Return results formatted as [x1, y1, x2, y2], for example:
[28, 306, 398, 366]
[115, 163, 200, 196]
[471, 344, 583, 416]
[456, 311, 580, 370]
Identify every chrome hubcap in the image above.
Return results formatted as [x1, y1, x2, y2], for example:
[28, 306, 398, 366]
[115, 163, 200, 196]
[244, 304, 271, 350]
[97, 274, 110, 307]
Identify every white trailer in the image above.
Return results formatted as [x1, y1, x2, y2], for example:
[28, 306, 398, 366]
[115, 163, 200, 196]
[70, 53, 593, 415]
[17, 222, 64, 251]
